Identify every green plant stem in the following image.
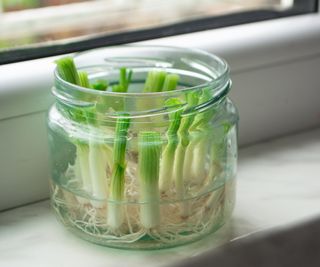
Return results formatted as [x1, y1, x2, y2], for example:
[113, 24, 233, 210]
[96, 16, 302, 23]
[184, 89, 216, 184]
[55, 57, 112, 204]
[162, 74, 179, 91]
[173, 92, 199, 216]
[108, 117, 130, 228]
[143, 70, 166, 92]
[91, 80, 109, 91]
[208, 123, 231, 181]
[159, 98, 183, 193]
[138, 131, 162, 229]
[112, 67, 133, 92]
[55, 57, 80, 85]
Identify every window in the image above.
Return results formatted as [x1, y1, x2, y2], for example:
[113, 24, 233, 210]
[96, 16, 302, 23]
[0, 0, 317, 64]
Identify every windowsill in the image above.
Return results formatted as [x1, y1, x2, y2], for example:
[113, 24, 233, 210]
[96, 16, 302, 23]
[1, 128, 319, 266]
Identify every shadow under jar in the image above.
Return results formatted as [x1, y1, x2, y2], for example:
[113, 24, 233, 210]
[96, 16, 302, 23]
[47, 45, 239, 249]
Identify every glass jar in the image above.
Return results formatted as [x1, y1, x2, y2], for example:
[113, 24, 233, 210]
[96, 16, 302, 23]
[47, 45, 238, 249]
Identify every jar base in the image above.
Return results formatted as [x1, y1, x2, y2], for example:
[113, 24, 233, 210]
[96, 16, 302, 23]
[50, 178, 236, 250]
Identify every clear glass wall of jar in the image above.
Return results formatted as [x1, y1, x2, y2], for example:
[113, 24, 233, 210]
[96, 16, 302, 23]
[47, 46, 239, 249]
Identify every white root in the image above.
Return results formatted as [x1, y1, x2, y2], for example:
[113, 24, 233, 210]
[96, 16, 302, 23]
[50, 175, 233, 246]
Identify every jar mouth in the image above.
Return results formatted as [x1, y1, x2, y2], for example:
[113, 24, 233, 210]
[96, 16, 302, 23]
[54, 45, 229, 96]
[53, 45, 231, 117]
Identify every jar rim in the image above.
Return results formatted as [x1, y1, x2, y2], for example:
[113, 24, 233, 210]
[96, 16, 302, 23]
[54, 44, 230, 98]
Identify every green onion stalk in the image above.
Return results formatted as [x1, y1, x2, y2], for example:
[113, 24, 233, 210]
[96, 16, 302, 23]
[143, 70, 166, 93]
[91, 80, 109, 91]
[139, 71, 179, 118]
[142, 73, 181, 196]
[79, 72, 111, 205]
[203, 122, 233, 216]
[108, 68, 132, 227]
[86, 116, 111, 206]
[107, 68, 132, 228]
[208, 122, 232, 180]
[143, 70, 179, 93]
[143, 70, 179, 95]
[183, 89, 217, 185]
[138, 131, 162, 229]
[55, 58, 112, 206]
[107, 116, 130, 229]
[112, 67, 132, 93]
[55, 58, 91, 196]
[173, 92, 199, 217]
[159, 98, 183, 193]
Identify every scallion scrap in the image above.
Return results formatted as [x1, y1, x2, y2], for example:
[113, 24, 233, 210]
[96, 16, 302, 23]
[52, 56, 231, 244]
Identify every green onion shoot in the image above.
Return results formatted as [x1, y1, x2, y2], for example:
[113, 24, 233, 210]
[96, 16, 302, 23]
[138, 131, 162, 229]
[108, 116, 131, 228]
[173, 92, 199, 216]
[159, 98, 183, 193]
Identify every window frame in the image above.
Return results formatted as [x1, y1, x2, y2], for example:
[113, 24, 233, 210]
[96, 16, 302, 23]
[0, 0, 318, 65]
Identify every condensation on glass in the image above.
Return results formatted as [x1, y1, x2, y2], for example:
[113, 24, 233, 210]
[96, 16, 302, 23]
[47, 45, 239, 249]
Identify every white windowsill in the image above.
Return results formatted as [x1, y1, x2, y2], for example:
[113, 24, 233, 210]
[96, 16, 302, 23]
[1, 127, 319, 267]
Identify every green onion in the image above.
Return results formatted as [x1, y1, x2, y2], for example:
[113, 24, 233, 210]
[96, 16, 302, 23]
[91, 79, 109, 91]
[190, 89, 215, 132]
[138, 131, 162, 228]
[159, 98, 183, 193]
[112, 67, 133, 93]
[143, 70, 166, 92]
[173, 92, 199, 216]
[208, 122, 232, 180]
[78, 71, 90, 88]
[110, 67, 132, 112]
[184, 89, 216, 184]
[162, 74, 179, 91]
[108, 116, 131, 228]
[55, 57, 111, 205]
[78, 71, 110, 204]
[158, 73, 181, 193]
[55, 57, 80, 85]
[55, 58, 91, 195]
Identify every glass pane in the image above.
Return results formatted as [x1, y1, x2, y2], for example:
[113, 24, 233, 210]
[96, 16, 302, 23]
[0, 0, 295, 52]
